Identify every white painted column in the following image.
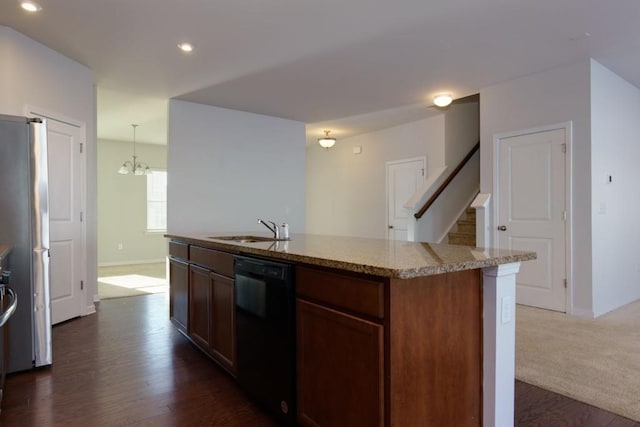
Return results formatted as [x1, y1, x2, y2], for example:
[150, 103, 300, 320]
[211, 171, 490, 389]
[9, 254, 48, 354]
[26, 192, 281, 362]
[471, 193, 491, 248]
[483, 262, 520, 427]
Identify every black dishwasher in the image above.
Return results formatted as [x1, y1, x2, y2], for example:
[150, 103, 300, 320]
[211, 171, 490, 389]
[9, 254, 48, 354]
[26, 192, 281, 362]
[235, 255, 295, 426]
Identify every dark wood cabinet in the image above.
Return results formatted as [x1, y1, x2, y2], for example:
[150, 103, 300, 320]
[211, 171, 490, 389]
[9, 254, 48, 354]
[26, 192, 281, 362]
[174, 243, 236, 375]
[296, 265, 482, 427]
[189, 264, 212, 350]
[169, 258, 189, 333]
[210, 272, 235, 373]
[297, 299, 384, 427]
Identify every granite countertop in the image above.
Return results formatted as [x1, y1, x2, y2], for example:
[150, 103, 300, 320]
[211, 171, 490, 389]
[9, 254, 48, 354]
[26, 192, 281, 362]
[166, 233, 536, 279]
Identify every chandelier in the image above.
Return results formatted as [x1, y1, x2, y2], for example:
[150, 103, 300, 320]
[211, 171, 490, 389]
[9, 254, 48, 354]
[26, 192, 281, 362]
[118, 124, 150, 175]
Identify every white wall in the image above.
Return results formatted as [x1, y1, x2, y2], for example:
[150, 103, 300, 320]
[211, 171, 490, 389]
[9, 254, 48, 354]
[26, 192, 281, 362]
[590, 60, 640, 316]
[480, 61, 592, 316]
[412, 99, 480, 243]
[445, 97, 480, 166]
[0, 28, 10, 112]
[0, 26, 97, 314]
[98, 140, 167, 265]
[306, 116, 445, 239]
[167, 100, 306, 234]
[414, 153, 479, 243]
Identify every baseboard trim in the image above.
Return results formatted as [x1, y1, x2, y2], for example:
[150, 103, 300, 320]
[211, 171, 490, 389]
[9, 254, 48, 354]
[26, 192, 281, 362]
[570, 307, 594, 319]
[99, 258, 166, 267]
[86, 302, 97, 315]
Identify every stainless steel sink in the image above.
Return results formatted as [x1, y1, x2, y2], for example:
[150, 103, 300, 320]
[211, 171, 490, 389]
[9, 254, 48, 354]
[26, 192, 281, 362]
[208, 235, 281, 243]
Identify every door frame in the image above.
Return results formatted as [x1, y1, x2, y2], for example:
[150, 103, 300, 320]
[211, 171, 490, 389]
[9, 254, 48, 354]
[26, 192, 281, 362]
[25, 105, 89, 317]
[385, 156, 426, 240]
[491, 122, 573, 314]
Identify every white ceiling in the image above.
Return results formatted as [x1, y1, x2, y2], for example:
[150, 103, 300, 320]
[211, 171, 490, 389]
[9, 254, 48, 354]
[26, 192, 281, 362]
[1, 0, 640, 145]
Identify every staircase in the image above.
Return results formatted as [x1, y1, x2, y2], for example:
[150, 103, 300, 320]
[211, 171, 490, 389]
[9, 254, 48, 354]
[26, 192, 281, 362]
[447, 208, 476, 246]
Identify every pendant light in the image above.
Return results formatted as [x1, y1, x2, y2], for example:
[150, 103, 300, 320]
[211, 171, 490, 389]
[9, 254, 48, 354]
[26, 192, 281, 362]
[433, 94, 453, 107]
[318, 130, 336, 149]
[118, 124, 150, 175]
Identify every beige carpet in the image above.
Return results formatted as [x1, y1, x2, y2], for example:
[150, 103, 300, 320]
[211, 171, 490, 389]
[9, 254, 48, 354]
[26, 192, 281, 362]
[98, 263, 168, 299]
[516, 301, 640, 421]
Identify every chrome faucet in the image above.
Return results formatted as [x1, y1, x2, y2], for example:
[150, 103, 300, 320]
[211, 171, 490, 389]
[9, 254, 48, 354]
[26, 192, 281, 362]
[257, 219, 279, 239]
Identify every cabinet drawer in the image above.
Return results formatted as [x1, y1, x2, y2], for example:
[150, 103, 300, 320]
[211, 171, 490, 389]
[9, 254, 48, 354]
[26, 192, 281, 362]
[190, 246, 234, 278]
[169, 241, 189, 260]
[296, 266, 384, 319]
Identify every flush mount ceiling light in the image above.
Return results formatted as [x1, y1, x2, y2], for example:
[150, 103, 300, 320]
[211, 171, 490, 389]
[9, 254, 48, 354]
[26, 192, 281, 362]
[20, 0, 42, 12]
[177, 42, 194, 53]
[318, 130, 336, 149]
[433, 94, 453, 108]
[118, 124, 150, 175]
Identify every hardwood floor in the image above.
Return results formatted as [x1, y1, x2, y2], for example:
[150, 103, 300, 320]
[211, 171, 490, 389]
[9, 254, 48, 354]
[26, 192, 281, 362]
[515, 381, 639, 427]
[2, 294, 276, 426]
[98, 263, 168, 300]
[1, 293, 638, 426]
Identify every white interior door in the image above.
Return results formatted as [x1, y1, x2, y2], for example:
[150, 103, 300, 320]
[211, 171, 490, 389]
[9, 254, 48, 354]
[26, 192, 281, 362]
[496, 127, 567, 312]
[387, 158, 425, 240]
[44, 117, 85, 324]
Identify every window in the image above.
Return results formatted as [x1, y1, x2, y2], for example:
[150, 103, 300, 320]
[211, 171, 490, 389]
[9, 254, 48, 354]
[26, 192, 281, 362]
[147, 170, 167, 232]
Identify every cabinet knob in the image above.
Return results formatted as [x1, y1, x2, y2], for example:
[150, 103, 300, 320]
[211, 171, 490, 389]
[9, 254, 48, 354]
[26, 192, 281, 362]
[388, 225, 394, 229]
[497, 225, 507, 231]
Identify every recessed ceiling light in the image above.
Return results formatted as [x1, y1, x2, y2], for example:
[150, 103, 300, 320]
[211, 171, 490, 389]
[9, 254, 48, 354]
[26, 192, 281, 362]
[433, 94, 453, 108]
[177, 43, 194, 53]
[20, 1, 42, 12]
[569, 32, 591, 41]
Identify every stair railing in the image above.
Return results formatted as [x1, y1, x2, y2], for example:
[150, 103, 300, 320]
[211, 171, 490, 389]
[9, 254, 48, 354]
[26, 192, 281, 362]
[414, 141, 480, 219]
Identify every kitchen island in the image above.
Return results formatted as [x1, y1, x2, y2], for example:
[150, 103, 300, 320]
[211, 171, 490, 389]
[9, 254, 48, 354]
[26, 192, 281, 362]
[166, 233, 536, 427]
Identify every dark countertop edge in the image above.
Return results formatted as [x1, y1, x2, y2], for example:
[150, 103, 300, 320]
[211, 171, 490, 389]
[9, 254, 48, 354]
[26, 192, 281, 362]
[165, 234, 536, 279]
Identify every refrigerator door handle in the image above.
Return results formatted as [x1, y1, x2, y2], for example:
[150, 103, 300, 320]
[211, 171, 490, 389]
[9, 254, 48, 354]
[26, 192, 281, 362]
[0, 287, 18, 328]
[30, 119, 52, 368]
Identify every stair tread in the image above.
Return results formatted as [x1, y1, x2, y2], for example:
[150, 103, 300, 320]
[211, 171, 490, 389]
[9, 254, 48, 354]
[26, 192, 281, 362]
[448, 237, 476, 246]
[448, 231, 475, 237]
[446, 204, 477, 246]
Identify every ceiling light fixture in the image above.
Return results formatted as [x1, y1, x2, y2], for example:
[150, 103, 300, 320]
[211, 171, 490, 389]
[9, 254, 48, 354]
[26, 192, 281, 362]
[433, 94, 453, 108]
[178, 42, 194, 53]
[20, 1, 42, 12]
[318, 130, 336, 149]
[118, 124, 150, 175]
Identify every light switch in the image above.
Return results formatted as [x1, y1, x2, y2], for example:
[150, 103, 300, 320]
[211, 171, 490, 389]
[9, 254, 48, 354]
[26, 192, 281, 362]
[353, 146, 362, 155]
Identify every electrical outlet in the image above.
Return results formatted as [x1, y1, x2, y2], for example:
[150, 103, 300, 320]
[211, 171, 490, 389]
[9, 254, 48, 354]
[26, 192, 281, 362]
[501, 296, 513, 324]
[117, 243, 123, 250]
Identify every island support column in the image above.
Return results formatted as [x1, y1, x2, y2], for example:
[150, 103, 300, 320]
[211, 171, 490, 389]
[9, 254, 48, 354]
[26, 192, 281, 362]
[482, 263, 520, 427]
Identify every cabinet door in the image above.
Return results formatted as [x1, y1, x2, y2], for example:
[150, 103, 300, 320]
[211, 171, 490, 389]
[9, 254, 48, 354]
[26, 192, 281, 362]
[189, 264, 212, 350]
[169, 257, 189, 332]
[210, 272, 236, 373]
[297, 299, 384, 427]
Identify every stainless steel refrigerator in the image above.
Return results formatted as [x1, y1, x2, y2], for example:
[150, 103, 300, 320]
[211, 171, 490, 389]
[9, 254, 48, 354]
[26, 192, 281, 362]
[0, 114, 52, 373]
